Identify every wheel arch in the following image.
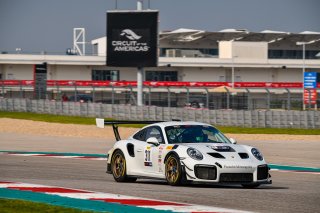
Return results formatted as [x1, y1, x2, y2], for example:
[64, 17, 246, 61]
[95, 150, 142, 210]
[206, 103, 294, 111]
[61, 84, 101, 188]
[112, 142, 131, 160]
[164, 151, 188, 186]
[164, 151, 179, 164]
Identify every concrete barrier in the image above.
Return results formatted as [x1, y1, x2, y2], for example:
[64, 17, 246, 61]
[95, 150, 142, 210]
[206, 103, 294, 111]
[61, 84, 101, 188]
[0, 98, 319, 129]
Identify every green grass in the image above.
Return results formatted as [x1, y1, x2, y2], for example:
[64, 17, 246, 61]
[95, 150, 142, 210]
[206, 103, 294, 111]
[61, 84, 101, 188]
[0, 198, 97, 213]
[0, 111, 319, 135]
[216, 126, 320, 135]
[0, 111, 95, 125]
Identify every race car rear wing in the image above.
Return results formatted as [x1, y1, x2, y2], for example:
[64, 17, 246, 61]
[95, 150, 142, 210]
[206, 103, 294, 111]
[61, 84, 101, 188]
[96, 118, 163, 141]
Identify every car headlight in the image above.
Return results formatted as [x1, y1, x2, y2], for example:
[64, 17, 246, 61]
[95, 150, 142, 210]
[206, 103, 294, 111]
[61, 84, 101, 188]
[251, 148, 263, 161]
[187, 148, 203, 160]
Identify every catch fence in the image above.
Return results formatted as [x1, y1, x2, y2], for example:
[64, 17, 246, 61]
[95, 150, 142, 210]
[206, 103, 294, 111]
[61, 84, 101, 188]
[1, 80, 319, 111]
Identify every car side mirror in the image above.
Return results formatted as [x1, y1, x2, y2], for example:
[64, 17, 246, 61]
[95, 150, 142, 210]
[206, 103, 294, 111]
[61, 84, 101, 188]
[146, 137, 160, 146]
[229, 138, 237, 144]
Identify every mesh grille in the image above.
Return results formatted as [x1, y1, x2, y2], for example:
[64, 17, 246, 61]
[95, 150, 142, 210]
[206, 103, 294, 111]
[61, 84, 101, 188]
[194, 165, 217, 180]
[257, 165, 269, 180]
[220, 173, 253, 183]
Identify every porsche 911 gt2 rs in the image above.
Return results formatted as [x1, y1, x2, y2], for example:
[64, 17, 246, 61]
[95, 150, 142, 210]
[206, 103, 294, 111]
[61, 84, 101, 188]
[96, 119, 272, 188]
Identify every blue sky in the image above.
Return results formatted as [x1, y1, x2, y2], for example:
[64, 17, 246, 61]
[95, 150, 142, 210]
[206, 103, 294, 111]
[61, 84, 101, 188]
[0, 0, 319, 54]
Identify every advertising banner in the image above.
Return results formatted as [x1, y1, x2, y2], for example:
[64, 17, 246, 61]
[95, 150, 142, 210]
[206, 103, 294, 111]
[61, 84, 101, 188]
[303, 72, 317, 89]
[303, 72, 318, 105]
[304, 89, 317, 105]
[106, 11, 159, 67]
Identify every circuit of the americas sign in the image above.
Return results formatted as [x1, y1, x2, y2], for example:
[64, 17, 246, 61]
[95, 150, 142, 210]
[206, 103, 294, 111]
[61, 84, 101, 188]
[106, 10, 159, 67]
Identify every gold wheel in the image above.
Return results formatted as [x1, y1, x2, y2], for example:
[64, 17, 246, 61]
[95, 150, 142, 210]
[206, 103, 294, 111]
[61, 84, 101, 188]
[111, 151, 126, 181]
[165, 155, 181, 185]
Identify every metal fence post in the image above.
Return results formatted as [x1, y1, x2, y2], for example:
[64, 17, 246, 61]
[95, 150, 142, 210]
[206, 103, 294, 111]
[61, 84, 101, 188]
[204, 88, 209, 109]
[74, 82, 77, 101]
[285, 88, 291, 110]
[56, 81, 60, 101]
[148, 86, 151, 106]
[111, 86, 115, 105]
[86, 101, 89, 117]
[245, 88, 251, 110]
[266, 88, 270, 110]
[1, 80, 4, 97]
[167, 87, 171, 108]
[186, 87, 190, 105]
[92, 85, 95, 102]
[129, 85, 137, 105]
[308, 89, 311, 110]
[19, 81, 23, 98]
[225, 87, 230, 109]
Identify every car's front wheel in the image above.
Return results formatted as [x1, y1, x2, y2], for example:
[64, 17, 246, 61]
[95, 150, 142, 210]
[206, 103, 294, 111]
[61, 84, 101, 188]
[165, 154, 185, 186]
[111, 150, 136, 182]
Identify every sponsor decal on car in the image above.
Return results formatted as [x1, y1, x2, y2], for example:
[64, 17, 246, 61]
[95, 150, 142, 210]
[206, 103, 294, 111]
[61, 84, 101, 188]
[166, 146, 174, 150]
[224, 165, 253, 169]
[144, 146, 152, 167]
[144, 162, 153, 167]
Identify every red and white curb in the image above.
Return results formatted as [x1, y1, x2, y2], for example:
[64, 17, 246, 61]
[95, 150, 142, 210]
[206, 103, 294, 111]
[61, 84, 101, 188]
[0, 181, 252, 213]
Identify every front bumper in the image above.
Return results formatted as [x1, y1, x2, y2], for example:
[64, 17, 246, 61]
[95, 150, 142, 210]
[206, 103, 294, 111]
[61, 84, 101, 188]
[181, 159, 272, 184]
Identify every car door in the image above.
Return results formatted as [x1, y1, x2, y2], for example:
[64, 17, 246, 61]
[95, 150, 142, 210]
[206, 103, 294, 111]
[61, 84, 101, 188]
[130, 127, 148, 176]
[134, 125, 164, 177]
[144, 126, 165, 175]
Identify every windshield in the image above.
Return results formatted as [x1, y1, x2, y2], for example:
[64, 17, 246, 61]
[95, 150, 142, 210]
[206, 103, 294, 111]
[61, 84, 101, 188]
[165, 125, 231, 144]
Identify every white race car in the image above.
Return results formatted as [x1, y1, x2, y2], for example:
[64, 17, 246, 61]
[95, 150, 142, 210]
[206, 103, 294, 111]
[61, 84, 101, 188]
[96, 119, 272, 188]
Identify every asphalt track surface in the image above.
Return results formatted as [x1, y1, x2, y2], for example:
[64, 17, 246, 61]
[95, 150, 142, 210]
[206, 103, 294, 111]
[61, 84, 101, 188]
[1, 133, 320, 213]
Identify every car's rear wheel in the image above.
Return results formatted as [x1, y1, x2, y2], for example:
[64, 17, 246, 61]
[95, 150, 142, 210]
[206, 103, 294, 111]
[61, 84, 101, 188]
[111, 150, 136, 182]
[165, 154, 185, 186]
[242, 183, 260, 188]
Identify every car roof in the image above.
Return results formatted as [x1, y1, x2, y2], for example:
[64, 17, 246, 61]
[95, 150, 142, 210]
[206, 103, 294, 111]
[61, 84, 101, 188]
[144, 121, 214, 128]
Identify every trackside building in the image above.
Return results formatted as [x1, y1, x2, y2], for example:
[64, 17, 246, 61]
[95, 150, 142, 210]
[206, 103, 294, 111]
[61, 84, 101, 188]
[0, 29, 319, 109]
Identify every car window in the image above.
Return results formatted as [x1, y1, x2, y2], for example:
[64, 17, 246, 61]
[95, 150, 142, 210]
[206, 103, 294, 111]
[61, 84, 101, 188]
[133, 128, 147, 141]
[145, 126, 164, 144]
[165, 125, 231, 144]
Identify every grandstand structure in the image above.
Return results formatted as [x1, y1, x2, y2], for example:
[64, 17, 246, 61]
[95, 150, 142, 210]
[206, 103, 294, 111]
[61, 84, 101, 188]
[0, 28, 319, 110]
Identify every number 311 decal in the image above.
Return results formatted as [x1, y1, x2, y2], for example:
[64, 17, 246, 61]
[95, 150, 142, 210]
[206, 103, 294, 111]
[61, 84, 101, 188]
[144, 147, 152, 167]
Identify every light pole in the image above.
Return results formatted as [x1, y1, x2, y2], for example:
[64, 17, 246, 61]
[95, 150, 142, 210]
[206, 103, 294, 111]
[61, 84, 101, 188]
[299, 42, 306, 110]
[137, 0, 144, 106]
[230, 40, 238, 89]
[231, 40, 234, 89]
[231, 55, 238, 89]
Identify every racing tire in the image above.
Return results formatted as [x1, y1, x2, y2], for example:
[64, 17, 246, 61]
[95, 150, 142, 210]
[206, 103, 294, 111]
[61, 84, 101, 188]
[241, 183, 260, 189]
[111, 150, 137, 182]
[165, 154, 186, 186]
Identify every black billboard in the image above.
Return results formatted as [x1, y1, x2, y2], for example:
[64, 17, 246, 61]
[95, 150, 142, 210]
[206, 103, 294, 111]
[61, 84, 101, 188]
[34, 63, 47, 99]
[107, 11, 158, 67]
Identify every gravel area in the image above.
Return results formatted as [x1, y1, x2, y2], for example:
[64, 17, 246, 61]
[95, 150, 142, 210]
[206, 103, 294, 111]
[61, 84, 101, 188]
[1, 118, 319, 167]
[0, 118, 319, 142]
